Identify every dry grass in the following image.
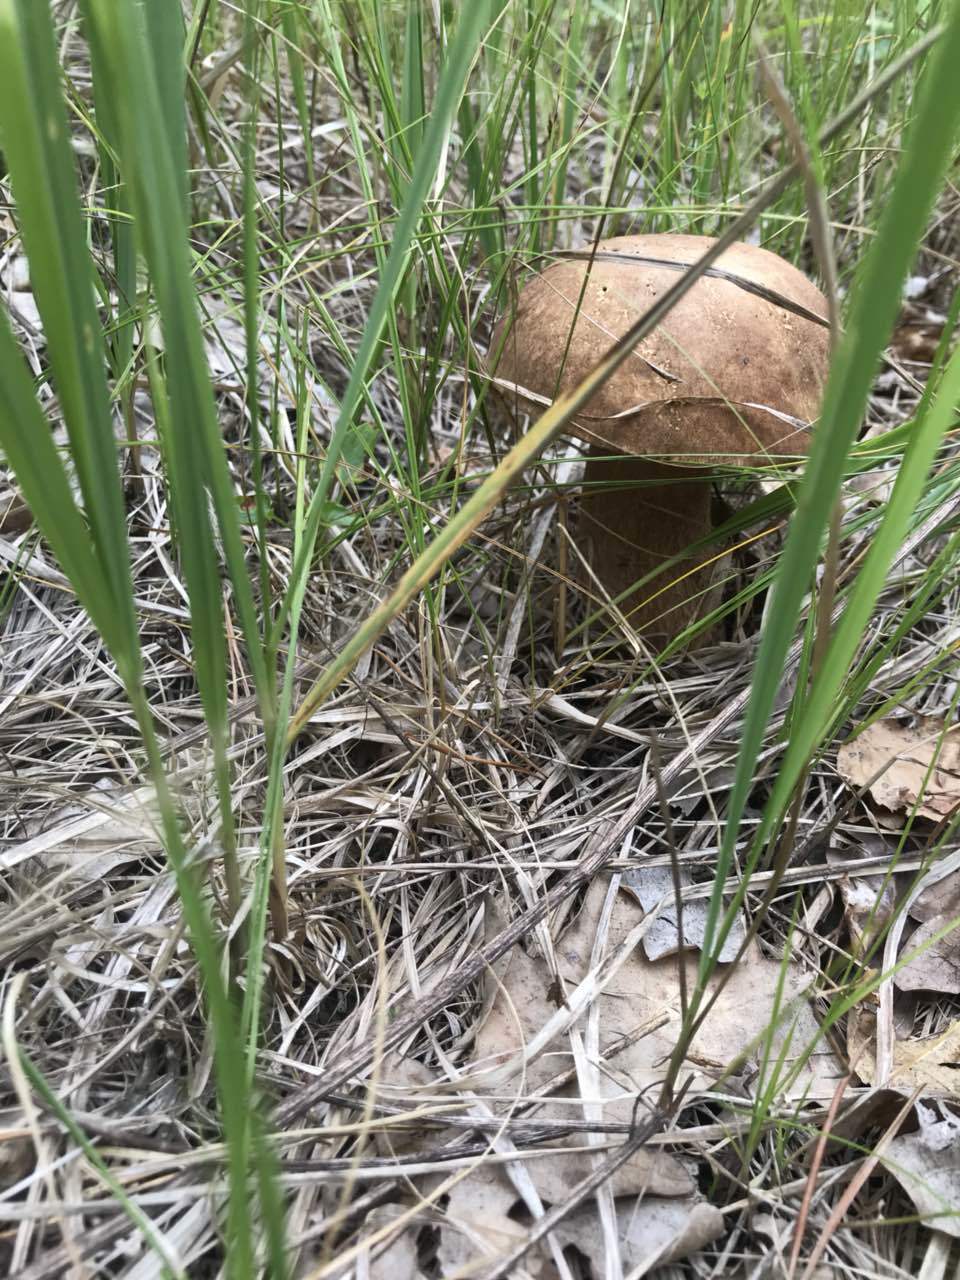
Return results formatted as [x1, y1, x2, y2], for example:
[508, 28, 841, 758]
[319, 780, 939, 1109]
[2, 8, 960, 1278]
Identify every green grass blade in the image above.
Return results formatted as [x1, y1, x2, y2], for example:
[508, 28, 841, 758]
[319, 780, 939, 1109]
[400, 0, 426, 160]
[758, 341, 960, 848]
[0, 314, 126, 660]
[12, 1046, 184, 1279]
[81, 9, 137, 383]
[84, 0, 272, 723]
[143, 0, 189, 214]
[276, 0, 494, 636]
[0, 0, 138, 671]
[240, 0, 495, 1075]
[698, 7, 960, 980]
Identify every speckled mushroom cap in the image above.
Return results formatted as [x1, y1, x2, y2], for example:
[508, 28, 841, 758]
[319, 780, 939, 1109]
[489, 233, 831, 466]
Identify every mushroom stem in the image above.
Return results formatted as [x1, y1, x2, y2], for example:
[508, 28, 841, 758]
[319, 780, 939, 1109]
[579, 449, 722, 642]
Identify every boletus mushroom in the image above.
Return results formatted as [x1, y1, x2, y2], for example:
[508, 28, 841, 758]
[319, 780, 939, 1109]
[488, 233, 831, 644]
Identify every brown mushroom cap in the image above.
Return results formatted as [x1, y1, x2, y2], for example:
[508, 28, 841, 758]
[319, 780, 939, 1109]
[489, 233, 830, 466]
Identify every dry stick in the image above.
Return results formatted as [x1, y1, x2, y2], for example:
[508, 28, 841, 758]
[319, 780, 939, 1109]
[275, 481, 960, 1129]
[798, 1089, 919, 1280]
[786, 1072, 852, 1280]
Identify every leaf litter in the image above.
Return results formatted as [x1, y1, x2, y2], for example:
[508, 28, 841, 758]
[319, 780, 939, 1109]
[2, 18, 960, 1280]
[837, 715, 960, 823]
[364, 876, 841, 1276]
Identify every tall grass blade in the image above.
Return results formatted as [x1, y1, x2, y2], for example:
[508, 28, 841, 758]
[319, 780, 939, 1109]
[696, 7, 960, 979]
[0, 0, 138, 675]
[84, 0, 272, 721]
[277, 0, 495, 633]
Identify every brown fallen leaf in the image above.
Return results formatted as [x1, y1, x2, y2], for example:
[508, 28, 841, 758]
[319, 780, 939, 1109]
[837, 717, 960, 823]
[470, 923, 692, 1198]
[882, 1101, 960, 1237]
[891, 301, 946, 365]
[549, 1193, 723, 1276]
[848, 1007, 960, 1096]
[475, 877, 841, 1110]
[356, 1206, 422, 1280]
[910, 872, 960, 924]
[437, 1165, 555, 1279]
[836, 872, 897, 955]
[436, 1160, 722, 1280]
[369, 879, 840, 1278]
[895, 915, 960, 994]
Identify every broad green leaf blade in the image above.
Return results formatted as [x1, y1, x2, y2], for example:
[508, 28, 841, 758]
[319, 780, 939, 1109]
[0, 0, 138, 670]
[0, 310, 125, 659]
[84, 0, 272, 723]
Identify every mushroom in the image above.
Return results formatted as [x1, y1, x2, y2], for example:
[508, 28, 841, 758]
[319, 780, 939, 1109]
[488, 233, 831, 644]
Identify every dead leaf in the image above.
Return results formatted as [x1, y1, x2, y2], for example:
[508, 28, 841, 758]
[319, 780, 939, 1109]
[437, 1166, 541, 1278]
[837, 717, 960, 823]
[883, 1101, 960, 1237]
[891, 300, 946, 365]
[849, 1008, 960, 1095]
[895, 915, 960, 994]
[837, 873, 897, 955]
[550, 1193, 724, 1276]
[357, 1206, 422, 1280]
[471, 929, 691, 1198]
[476, 877, 841, 1110]
[365, 878, 842, 1278]
[911, 873, 960, 924]
[622, 864, 746, 961]
[436, 1161, 722, 1279]
[519, 1143, 690, 1205]
[373, 1054, 438, 1159]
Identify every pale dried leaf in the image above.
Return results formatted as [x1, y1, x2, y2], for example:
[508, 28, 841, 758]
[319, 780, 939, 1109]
[895, 915, 960, 994]
[437, 1162, 721, 1279]
[849, 1008, 960, 1095]
[837, 718, 960, 823]
[437, 1166, 540, 1278]
[473, 926, 690, 1196]
[521, 1144, 690, 1204]
[622, 864, 745, 961]
[838, 873, 897, 953]
[551, 1194, 724, 1276]
[373, 1054, 437, 1159]
[911, 874, 960, 924]
[478, 879, 842, 1118]
[883, 1102, 960, 1237]
[360, 1207, 422, 1280]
